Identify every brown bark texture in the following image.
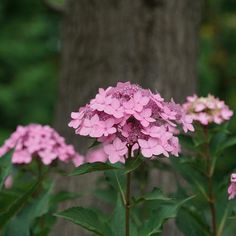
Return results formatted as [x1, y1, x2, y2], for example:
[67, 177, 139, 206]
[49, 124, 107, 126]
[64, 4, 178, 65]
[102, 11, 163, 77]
[52, 0, 201, 235]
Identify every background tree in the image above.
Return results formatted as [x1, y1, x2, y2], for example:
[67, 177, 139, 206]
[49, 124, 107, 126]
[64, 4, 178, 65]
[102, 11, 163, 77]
[53, 0, 202, 235]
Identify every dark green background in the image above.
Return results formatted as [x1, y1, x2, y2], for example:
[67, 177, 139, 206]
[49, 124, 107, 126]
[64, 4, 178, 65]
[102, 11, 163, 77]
[0, 0, 236, 139]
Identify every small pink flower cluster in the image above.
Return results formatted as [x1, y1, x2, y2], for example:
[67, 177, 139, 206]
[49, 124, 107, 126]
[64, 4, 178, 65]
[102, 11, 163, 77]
[183, 94, 233, 125]
[69, 82, 194, 163]
[228, 173, 236, 200]
[0, 124, 84, 166]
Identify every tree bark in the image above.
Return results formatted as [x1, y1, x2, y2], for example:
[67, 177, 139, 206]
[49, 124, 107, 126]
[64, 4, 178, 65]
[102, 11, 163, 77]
[52, 0, 201, 235]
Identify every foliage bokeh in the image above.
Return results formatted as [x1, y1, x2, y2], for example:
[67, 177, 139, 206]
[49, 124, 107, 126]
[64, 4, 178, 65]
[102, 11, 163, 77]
[0, 0, 60, 143]
[1, 0, 236, 140]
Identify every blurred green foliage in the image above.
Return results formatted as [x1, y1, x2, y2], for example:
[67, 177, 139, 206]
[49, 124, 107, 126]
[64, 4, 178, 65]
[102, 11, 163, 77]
[199, 0, 236, 129]
[0, 0, 236, 140]
[0, 0, 60, 143]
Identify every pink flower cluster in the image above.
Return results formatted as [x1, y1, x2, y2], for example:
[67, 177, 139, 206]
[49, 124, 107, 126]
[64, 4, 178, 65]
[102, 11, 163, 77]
[0, 124, 84, 166]
[228, 173, 236, 200]
[183, 94, 233, 125]
[69, 82, 194, 163]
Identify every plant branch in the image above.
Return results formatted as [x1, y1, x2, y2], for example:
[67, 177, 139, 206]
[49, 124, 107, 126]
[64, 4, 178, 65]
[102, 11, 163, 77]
[203, 127, 218, 236]
[125, 146, 132, 236]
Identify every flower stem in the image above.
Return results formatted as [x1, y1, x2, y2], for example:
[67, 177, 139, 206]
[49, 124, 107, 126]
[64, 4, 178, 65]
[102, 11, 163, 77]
[125, 146, 132, 236]
[203, 127, 218, 236]
[125, 171, 131, 236]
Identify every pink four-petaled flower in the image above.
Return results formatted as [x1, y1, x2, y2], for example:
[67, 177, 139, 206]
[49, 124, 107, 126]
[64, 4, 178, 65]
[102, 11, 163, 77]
[104, 138, 127, 163]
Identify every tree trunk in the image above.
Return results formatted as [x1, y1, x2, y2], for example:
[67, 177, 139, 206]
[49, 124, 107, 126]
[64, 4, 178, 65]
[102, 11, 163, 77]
[52, 0, 201, 235]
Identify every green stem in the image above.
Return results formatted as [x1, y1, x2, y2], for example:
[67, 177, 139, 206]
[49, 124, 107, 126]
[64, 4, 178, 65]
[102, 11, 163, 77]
[203, 127, 218, 236]
[125, 146, 132, 236]
[125, 171, 131, 236]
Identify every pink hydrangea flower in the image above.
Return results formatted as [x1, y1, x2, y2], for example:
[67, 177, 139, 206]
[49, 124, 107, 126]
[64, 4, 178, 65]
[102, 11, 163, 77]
[69, 82, 193, 163]
[183, 94, 233, 126]
[104, 138, 127, 163]
[0, 124, 84, 166]
[228, 173, 236, 200]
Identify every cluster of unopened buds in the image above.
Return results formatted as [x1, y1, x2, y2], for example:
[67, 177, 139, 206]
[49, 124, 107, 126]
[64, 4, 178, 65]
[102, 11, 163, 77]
[0, 124, 84, 166]
[183, 94, 233, 125]
[69, 82, 194, 163]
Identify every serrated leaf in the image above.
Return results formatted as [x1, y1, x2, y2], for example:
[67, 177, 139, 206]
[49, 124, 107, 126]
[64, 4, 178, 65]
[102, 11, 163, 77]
[139, 196, 195, 236]
[55, 207, 112, 236]
[3, 183, 53, 236]
[70, 162, 122, 176]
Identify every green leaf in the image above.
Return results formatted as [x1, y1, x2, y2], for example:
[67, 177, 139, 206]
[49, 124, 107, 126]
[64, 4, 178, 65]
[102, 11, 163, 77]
[0, 181, 40, 228]
[55, 207, 112, 236]
[3, 183, 53, 236]
[0, 151, 12, 190]
[51, 191, 81, 204]
[210, 132, 227, 156]
[170, 158, 208, 199]
[109, 195, 138, 236]
[215, 136, 236, 154]
[94, 187, 117, 204]
[133, 188, 171, 205]
[105, 170, 126, 204]
[110, 196, 125, 236]
[139, 196, 195, 236]
[124, 156, 143, 174]
[70, 162, 122, 176]
[176, 207, 210, 236]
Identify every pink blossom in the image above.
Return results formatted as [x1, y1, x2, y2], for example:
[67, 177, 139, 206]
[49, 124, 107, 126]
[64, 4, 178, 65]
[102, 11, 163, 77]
[100, 119, 117, 136]
[183, 94, 233, 125]
[0, 124, 84, 166]
[138, 138, 166, 158]
[86, 148, 108, 163]
[4, 175, 13, 189]
[228, 173, 236, 200]
[103, 98, 124, 119]
[69, 82, 194, 163]
[73, 154, 85, 167]
[78, 115, 99, 136]
[90, 88, 112, 112]
[142, 125, 166, 138]
[104, 138, 127, 163]
[134, 109, 155, 127]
